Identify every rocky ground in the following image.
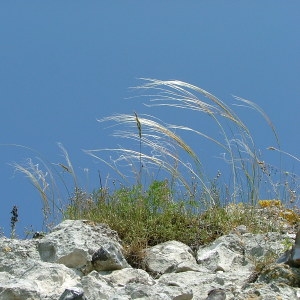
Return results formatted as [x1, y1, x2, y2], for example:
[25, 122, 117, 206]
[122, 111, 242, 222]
[0, 217, 300, 299]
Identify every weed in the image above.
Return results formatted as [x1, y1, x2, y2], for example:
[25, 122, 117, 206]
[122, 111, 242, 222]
[11, 143, 82, 232]
[10, 205, 18, 239]
[65, 180, 202, 266]
[281, 237, 294, 252]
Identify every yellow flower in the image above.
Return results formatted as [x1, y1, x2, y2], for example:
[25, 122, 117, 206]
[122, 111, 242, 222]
[258, 200, 282, 208]
[279, 209, 300, 224]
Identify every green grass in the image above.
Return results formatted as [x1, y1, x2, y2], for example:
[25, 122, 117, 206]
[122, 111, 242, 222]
[11, 79, 300, 267]
[64, 180, 294, 268]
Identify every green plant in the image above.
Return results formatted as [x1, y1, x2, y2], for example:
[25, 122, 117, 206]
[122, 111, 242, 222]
[281, 237, 294, 252]
[65, 180, 201, 266]
[64, 180, 287, 267]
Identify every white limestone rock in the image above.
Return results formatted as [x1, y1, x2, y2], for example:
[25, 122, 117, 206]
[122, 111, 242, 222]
[124, 282, 193, 300]
[1, 219, 300, 300]
[277, 229, 300, 267]
[144, 240, 197, 276]
[101, 268, 156, 287]
[0, 236, 40, 263]
[0, 260, 81, 300]
[0, 272, 41, 300]
[197, 233, 248, 273]
[158, 271, 217, 300]
[81, 270, 119, 299]
[242, 232, 290, 258]
[37, 219, 129, 272]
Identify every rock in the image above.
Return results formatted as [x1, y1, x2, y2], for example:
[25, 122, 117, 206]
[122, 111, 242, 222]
[197, 231, 291, 274]
[0, 260, 81, 299]
[80, 271, 118, 299]
[205, 288, 226, 300]
[158, 270, 219, 299]
[0, 272, 41, 300]
[1, 219, 300, 299]
[197, 233, 246, 273]
[124, 282, 193, 300]
[257, 263, 300, 287]
[37, 219, 127, 273]
[91, 243, 130, 271]
[230, 225, 247, 235]
[144, 240, 197, 276]
[236, 281, 300, 300]
[0, 236, 40, 262]
[242, 232, 289, 258]
[101, 268, 156, 286]
[0, 233, 81, 299]
[277, 229, 300, 267]
[59, 287, 86, 300]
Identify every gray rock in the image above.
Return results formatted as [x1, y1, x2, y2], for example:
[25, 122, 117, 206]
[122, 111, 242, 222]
[101, 268, 156, 286]
[81, 270, 118, 299]
[1, 219, 300, 299]
[59, 287, 86, 300]
[144, 240, 197, 276]
[0, 260, 81, 299]
[124, 282, 193, 300]
[236, 281, 300, 300]
[205, 288, 226, 300]
[0, 272, 41, 300]
[242, 232, 289, 258]
[37, 219, 125, 272]
[92, 243, 130, 271]
[0, 236, 40, 263]
[277, 229, 300, 267]
[197, 233, 247, 273]
[158, 271, 218, 299]
[257, 263, 300, 287]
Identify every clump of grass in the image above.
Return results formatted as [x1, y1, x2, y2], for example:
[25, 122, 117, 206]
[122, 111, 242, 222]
[65, 180, 202, 266]
[64, 180, 287, 267]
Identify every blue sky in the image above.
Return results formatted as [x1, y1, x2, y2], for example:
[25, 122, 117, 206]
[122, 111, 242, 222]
[1, 2, 300, 237]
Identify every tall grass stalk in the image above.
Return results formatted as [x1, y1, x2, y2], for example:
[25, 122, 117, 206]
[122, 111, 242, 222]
[87, 79, 280, 208]
[9, 143, 79, 231]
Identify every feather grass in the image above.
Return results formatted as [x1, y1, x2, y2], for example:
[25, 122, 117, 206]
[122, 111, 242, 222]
[87, 78, 280, 207]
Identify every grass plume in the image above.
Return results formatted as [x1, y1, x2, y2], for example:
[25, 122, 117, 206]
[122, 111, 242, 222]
[86, 78, 282, 208]
[10, 143, 80, 232]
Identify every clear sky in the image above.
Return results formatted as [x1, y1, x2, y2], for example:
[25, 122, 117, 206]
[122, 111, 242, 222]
[1, 2, 300, 237]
